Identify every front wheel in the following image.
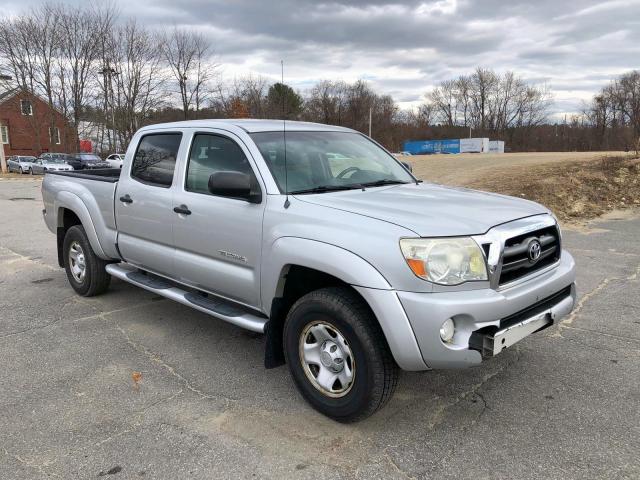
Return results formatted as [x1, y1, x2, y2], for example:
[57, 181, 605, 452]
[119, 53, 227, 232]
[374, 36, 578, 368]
[29, 168, 33, 175]
[63, 225, 111, 296]
[283, 287, 398, 422]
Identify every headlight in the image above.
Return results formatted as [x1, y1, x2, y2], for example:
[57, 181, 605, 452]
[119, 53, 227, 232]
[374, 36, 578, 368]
[400, 237, 488, 285]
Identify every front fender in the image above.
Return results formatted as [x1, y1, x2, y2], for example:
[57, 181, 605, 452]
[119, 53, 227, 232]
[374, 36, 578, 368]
[261, 237, 428, 371]
[54, 191, 108, 259]
[261, 236, 391, 307]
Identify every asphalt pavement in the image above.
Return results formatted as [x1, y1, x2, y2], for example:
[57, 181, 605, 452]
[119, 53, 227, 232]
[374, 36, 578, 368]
[1, 178, 638, 479]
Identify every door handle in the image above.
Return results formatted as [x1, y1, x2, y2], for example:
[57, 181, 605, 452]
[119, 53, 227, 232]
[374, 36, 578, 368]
[173, 205, 192, 215]
[119, 194, 133, 204]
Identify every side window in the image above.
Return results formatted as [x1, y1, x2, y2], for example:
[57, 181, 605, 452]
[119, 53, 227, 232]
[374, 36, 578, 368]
[0, 125, 9, 144]
[186, 134, 256, 195]
[131, 133, 182, 188]
[20, 100, 33, 116]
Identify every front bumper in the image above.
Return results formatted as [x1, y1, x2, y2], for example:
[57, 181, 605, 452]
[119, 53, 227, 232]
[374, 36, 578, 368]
[397, 250, 576, 369]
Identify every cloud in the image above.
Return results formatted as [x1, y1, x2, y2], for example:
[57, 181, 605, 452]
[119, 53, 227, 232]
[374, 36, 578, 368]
[2, 0, 637, 115]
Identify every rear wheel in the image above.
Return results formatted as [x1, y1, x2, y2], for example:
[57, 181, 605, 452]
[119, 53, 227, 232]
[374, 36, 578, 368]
[283, 287, 398, 422]
[63, 225, 111, 296]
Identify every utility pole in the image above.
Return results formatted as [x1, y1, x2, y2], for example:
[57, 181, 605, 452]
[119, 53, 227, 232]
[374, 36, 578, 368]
[0, 74, 12, 173]
[99, 65, 119, 153]
[0, 123, 6, 174]
[368, 107, 372, 138]
[469, 126, 472, 138]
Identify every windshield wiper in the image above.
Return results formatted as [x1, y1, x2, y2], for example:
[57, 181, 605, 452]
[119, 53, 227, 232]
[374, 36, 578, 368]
[360, 179, 408, 187]
[289, 184, 362, 195]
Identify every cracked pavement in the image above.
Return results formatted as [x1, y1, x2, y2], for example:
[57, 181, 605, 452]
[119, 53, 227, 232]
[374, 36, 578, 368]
[1, 179, 639, 479]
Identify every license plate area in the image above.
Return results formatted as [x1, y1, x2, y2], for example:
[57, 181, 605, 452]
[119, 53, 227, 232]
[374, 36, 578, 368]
[478, 312, 551, 357]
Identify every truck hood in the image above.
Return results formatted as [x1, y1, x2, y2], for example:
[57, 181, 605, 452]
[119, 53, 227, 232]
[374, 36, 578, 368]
[295, 182, 550, 237]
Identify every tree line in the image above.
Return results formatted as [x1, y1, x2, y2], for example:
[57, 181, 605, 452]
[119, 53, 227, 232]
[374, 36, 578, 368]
[0, 3, 637, 154]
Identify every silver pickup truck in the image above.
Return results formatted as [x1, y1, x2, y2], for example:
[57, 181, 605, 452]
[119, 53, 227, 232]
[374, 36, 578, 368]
[42, 119, 576, 422]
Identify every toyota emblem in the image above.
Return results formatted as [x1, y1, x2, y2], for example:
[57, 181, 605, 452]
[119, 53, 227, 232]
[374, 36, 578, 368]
[528, 239, 542, 263]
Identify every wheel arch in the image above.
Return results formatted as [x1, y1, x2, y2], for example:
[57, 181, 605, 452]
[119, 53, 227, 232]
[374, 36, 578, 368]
[262, 237, 393, 369]
[54, 193, 108, 266]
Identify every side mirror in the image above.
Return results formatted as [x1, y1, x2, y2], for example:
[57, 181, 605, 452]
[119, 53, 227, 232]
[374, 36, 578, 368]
[208, 171, 261, 203]
[401, 161, 413, 172]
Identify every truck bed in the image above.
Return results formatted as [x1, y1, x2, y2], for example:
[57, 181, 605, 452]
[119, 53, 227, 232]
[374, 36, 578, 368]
[42, 168, 121, 261]
[48, 168, 121, 183]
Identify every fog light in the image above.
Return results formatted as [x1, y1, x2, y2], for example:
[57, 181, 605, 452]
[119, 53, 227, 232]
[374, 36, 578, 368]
[440, 318, 455, 343]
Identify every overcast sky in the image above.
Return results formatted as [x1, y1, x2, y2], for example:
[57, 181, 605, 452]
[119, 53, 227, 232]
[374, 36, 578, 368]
[4, 0, 640, 119]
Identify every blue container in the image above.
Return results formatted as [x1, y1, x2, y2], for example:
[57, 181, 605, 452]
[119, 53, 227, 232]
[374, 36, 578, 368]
[403, 139, 460, 155]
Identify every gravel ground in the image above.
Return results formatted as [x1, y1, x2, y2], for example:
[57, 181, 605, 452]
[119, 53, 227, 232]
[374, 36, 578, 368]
[1, 178, 639, 479]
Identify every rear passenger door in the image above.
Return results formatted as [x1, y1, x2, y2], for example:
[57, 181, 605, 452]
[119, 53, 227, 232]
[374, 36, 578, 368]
[172, 131, 265, 308]
[115, 132, 183, 277]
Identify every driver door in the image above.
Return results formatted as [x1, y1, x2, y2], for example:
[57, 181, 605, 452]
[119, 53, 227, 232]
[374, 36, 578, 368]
[172, 131, 265, 308]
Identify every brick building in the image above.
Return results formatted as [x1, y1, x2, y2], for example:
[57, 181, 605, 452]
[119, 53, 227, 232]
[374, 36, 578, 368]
[0, 88, 76, 157]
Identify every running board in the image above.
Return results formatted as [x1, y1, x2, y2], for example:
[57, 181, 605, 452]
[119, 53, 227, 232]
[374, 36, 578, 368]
[105, 263, 268, 333]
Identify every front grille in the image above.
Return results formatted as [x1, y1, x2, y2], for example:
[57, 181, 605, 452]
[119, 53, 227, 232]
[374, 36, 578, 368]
[498, 225, 560, 286]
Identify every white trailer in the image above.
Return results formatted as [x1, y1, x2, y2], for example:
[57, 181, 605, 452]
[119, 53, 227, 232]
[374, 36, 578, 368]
[488, 140, 505, 153]
[459, 137, 489, 153]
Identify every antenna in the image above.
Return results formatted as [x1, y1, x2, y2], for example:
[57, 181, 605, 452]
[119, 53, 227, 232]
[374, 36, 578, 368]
[282, 60, 290, 209]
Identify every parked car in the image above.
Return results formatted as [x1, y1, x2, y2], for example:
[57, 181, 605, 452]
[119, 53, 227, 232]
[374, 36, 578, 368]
[39, 153, 70, 163]
[65, 153, 111, 170]
[105, 153, 125, 169]
[7, 155, 37, 174]
[31, 157, 74, 175]
[41, 119, 576, 422]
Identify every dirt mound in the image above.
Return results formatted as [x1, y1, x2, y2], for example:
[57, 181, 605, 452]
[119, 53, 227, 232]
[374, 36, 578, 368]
[466, 155, 640, 222]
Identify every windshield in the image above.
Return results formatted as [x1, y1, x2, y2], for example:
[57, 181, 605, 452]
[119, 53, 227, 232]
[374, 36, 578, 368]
[19, 157, 36, 162]
[46, 159, 66, 164]
[76, 154, 101, 162]
[250, 131, 414, 194]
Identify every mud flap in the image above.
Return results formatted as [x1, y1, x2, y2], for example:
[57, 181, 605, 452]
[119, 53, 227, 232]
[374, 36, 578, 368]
[264, 298, 286, 369]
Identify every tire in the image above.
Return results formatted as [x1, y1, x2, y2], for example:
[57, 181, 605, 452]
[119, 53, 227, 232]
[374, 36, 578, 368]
[19, 167, 24, 174]
[29, 168, 33, 175]
[63, 225, 111, 296]
[283, 287, 398, 422]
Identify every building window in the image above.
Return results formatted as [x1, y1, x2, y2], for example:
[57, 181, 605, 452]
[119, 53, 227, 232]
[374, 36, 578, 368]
[0, 125, 8, 144]
[49, 127, 61, 145]
[20, 99, 33, 116]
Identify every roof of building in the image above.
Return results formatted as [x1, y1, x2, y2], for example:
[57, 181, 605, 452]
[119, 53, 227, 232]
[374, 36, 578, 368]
[137, 119, 355, 134]
[0, 87, 20, 104]
[0, 87, 67, 117]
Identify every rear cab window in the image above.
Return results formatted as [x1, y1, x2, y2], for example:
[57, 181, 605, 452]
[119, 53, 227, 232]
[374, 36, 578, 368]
[131, 133, 183, 188]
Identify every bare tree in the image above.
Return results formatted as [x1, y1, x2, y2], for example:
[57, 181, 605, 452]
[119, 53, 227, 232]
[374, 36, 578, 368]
[584, 70, 640, 150]
[27, 4, 63, 146]
[54, 3, 116, 150]
[93, 20, 167, 151]
[424, 68, 551, 136]
[427, 79, 458, 126]
[163, 28, 216, 119]
[212, 75, 269, 118]
[304, 80, 348, 125]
